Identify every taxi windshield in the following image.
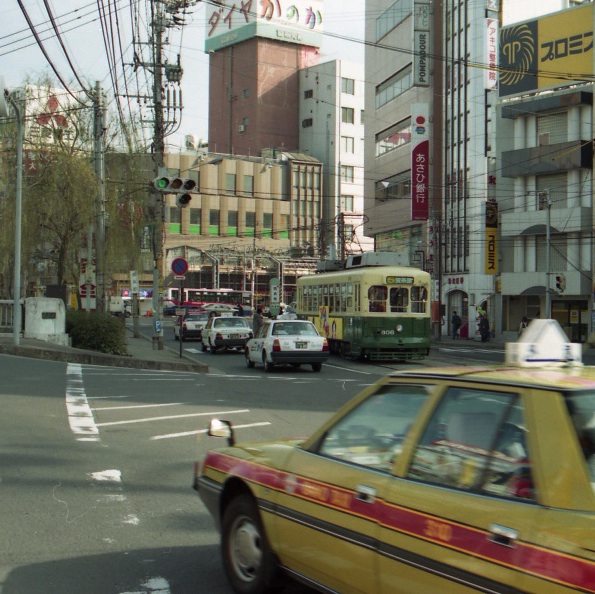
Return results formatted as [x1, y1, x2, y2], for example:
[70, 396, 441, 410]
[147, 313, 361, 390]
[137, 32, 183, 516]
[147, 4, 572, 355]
[565, 392, 595, 491]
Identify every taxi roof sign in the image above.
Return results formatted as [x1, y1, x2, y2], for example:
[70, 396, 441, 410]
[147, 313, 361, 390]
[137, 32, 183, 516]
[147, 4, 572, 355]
[505, 319, 582, 367]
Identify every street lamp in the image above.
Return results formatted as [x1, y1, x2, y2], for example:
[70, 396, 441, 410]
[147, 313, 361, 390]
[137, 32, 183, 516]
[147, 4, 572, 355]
[539, 190, 552, 318]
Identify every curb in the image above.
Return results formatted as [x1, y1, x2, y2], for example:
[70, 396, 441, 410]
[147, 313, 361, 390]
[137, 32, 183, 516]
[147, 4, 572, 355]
[0, 340, 209, 374]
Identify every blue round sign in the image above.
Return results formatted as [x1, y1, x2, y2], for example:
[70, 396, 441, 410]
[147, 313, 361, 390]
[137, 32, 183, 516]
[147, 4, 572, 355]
[171, 257, 188, 276]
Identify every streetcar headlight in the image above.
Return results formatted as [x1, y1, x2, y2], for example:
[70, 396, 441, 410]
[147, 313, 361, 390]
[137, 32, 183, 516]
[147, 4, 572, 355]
[395, 324, 403, 333]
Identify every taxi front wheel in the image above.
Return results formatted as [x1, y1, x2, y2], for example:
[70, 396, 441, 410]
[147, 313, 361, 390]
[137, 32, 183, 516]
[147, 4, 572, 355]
[221, 494, 284, 594]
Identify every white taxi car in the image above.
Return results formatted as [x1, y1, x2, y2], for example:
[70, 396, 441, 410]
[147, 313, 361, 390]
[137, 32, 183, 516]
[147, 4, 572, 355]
[245, 318, 329, 372]
[201, 313, 252, 354]
[174, 311, 210, 341]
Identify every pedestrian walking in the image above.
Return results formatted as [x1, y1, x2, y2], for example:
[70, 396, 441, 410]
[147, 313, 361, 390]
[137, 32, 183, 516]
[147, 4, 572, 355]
[519, 316, 528, 336]
[451, 311, 462, 339]
[252, 307, 264, 335]
[479, 314, 490, 342]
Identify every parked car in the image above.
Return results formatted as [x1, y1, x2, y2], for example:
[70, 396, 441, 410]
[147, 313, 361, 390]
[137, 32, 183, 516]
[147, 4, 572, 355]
[245, 318, 329, 372]
[201, 313, 252, 354]
[195, 322, 595, 594]
[174, 311, 210, 341]
[162, 299, 177, 316]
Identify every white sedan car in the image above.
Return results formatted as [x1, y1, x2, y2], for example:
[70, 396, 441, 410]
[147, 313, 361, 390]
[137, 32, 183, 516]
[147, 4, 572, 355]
[201, 313, 253, 354]
[245, 319, 329, 372]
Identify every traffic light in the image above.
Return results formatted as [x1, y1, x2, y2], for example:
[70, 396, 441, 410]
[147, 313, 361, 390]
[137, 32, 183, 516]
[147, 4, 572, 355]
[152, 176, 197, 208]
[555, 274, 566, 293]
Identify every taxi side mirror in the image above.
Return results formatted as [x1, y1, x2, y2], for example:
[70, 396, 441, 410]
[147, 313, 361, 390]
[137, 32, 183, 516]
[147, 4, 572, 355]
[208, 418, 235, 446]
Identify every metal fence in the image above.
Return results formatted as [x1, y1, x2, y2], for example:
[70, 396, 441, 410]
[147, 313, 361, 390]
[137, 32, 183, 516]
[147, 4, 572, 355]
[0, 300, 20, 334]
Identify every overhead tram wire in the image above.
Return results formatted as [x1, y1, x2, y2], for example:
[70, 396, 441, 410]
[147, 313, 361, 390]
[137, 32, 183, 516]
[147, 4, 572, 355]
[16, 0, 89, 106]
[42, 0, 93, 101]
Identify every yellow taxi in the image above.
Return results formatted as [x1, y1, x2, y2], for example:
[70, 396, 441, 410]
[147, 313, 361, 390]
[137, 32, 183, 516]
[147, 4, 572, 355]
[194, 320, 595, 593]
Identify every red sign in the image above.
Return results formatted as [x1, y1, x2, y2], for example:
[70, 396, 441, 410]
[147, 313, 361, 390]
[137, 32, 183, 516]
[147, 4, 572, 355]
[411, 139, 429, 220]
[171, 257, 189, 276]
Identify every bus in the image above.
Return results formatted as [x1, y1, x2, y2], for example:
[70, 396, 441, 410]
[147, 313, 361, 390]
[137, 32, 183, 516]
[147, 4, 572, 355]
[166, 288, 251, 309]
[296, 256, 431, 361]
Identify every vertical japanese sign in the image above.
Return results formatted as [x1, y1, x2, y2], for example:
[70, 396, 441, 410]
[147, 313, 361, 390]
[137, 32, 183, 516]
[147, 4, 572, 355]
[485, 18, 498, 90]
[411, 103, 430, 221]
[413, 0, 431, 86]
[485, 201, 498, 275]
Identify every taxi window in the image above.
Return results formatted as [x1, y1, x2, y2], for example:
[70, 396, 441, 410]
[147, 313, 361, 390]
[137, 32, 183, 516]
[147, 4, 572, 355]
[565, 392, 595, 491]
[315, 385, 432, 472]
[407, 388, 534, 501]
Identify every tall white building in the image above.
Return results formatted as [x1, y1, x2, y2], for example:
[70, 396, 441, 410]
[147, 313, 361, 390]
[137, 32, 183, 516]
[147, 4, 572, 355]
[299, 60, 373, 259]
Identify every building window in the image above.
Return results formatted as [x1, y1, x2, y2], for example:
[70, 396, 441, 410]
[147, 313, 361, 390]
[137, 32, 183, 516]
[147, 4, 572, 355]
[209, 209, 220, 226]
[341, 77, 355, 95]
[341, 195, 354, 211]
[170, 206, 181, 223]
[537, 112, 567, 145]
[376, 0, 413, 40]
[245, 211, 256, 228]
[263, 212, 273, 228]
[376, 66, 413, 109]
[243, 175, 254, 195]
[375, 118, 412, 156]
[343, 224, 355, 241]
[190, 208, 201, 224]
[341, 165, 355, 183]
[375, 171, 411, 201]
[361, 109, 365, 124]
[302, 118, 313, 128]
[225, 173, 236, 194]
[341, 136, 355, 153]
[341, 107, 354, 124]
[227, 211, 238, 227]
[293, 170, 299, 188]
[304, 89, 313, 99]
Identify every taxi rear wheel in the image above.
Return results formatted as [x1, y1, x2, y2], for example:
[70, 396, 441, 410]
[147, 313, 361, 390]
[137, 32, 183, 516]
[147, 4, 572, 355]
[245, 348, 255, 368]
[221, 494, 283, 594]
[311, 363, 322, 372]
[262, 352, 274, 372]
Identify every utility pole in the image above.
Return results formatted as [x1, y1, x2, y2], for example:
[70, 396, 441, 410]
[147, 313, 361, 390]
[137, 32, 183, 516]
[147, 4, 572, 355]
[2, 86, 23, 346]
[151, 0, 166, 349]
[540, 189, 552, 318]
[93, 81, 107, 312]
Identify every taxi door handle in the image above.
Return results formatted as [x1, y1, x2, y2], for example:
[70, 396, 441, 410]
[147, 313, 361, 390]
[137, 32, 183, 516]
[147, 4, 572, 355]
[355, 485, 376, 503]
[488, 523, 519, 548]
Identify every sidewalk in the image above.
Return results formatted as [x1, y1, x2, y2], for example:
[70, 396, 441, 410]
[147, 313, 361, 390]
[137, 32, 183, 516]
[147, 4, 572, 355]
[0, 328, 208, 373]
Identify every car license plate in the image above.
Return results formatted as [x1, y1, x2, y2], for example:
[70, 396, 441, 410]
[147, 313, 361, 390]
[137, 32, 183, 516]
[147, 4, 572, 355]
[230, 334, 241, 339]
[296, 342, 307, 349]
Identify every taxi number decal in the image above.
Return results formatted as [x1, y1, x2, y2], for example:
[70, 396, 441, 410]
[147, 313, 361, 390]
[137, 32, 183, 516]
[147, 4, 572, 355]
[424, 519, 452, 543]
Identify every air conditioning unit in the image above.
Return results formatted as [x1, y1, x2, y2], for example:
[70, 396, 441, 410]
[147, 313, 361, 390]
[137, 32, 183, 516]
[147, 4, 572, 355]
[238, 124, 245, 132]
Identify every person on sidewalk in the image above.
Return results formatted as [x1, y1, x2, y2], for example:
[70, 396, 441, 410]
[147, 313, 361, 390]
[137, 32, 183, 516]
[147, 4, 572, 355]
[479, 314, 490, 342]
[519, 316, 529, 337]
[451, 311, 462, 339]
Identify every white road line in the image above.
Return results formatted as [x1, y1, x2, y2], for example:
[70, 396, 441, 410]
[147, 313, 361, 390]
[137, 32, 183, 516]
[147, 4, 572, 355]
[325, 363, 372, 374]
[92, 403, 184, 411]
[119, 576, 171, 594]
[66, 363, 99, 442]
[151, 421, 271, 441]
[96, 408, 250, 427]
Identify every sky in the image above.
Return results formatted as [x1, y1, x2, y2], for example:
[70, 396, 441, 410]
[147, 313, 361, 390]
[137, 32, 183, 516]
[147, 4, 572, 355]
[1, 0, 366, 148]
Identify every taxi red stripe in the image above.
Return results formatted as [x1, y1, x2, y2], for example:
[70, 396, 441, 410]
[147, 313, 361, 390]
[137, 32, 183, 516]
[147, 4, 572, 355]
[205, 451, 595, 592]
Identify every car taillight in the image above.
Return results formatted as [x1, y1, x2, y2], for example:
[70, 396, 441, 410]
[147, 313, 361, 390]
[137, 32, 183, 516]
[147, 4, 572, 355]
[183, 323, 188, 331]
[322, 339, 329, 352]
[248, 332, 253, 339]
[273, 339, 281, 352]
[215, 333, 223, 340]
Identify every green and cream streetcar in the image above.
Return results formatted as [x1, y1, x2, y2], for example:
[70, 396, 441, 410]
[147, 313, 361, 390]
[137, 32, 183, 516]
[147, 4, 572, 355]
[296, 252, 431, 361]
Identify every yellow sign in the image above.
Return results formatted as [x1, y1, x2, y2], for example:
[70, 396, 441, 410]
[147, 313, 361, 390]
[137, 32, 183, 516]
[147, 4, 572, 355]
[499, 3, 593, 97]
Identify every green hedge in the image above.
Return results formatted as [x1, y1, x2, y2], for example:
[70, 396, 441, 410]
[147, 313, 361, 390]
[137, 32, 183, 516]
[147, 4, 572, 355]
[66, 310, 128, 356]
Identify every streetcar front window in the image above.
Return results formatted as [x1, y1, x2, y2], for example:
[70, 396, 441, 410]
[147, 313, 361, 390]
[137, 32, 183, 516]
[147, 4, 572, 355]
[368, 285, 387, 312]
[389, 287, 408, 313]
[411, 286, 428, 313]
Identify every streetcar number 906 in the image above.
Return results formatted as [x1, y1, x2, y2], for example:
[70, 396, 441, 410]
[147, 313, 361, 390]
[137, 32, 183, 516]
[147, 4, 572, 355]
[380, 329, 395, 335]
